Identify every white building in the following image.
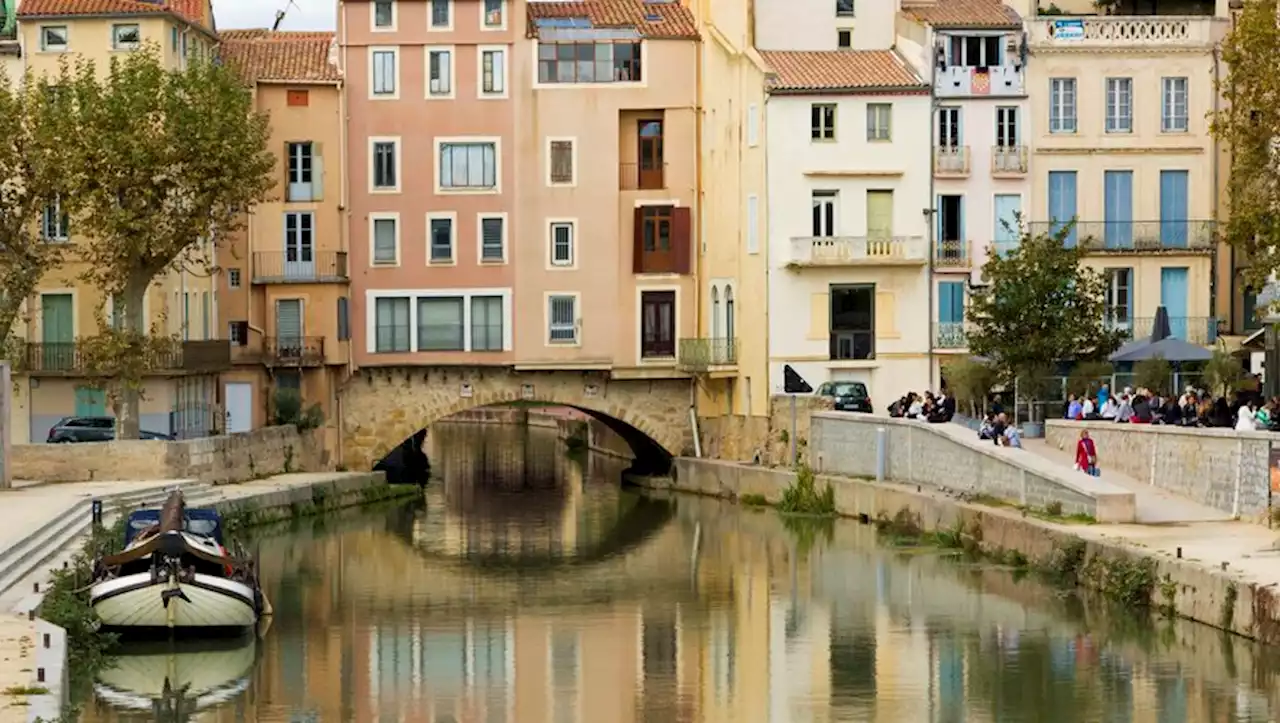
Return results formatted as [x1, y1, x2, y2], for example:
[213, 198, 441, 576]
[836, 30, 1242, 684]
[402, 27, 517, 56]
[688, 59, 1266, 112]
[762, 49, 933, 409]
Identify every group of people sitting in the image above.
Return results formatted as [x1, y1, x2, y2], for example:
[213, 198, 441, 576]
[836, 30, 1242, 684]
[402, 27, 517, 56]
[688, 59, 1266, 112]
[887, 390, 956, 423]
[1064, 384, 1280, 431]
[977, 412, 1022, 448]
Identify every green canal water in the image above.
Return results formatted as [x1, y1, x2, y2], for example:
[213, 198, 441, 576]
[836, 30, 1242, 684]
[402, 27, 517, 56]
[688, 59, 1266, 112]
[78, 422, 1280, 722]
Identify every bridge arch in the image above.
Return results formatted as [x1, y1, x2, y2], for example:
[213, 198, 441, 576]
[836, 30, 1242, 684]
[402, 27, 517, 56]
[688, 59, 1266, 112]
[341, 366, 693, 473]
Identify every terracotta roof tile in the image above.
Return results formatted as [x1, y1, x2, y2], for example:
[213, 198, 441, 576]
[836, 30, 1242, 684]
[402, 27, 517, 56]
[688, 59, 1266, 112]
[527, 0, 699, 40]
[903, 0, 1021, 28]
[18, 0, 210, 30]
[761, 50, 927, 94]
[220, 29, 339, 84]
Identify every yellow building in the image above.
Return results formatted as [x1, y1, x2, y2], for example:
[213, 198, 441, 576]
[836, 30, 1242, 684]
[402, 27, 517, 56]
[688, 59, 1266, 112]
[216, 30, 349, 455]
[8, 0, 225, 443]
[1023, 0, 1230, 348]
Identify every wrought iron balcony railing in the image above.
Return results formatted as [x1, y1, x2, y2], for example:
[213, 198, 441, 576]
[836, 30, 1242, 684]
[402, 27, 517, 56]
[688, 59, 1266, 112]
[677, 337, 739, 371]
[933, 322, 969, 350]
[934, 240, 970, 268]
[19, 340, 231, 375]
[1027, 220, 1217, 252]
[1105, 315, 1220, 346]
[264, 336, 326, 366]
[252, 251, 348, 284]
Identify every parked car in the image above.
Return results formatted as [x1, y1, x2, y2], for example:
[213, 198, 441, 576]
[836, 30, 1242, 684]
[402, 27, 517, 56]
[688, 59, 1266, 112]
[47, 416, 174, 443]
[815, 381, 873, 414]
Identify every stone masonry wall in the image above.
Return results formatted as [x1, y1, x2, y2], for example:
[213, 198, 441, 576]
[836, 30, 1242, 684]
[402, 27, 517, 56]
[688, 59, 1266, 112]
[1045, 420, 1272, 520]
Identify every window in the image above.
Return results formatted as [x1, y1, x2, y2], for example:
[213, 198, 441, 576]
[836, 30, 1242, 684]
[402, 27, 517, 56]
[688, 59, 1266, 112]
[375, 297, 410, 352]
[287, 141, 314, 201]
[337, 297, 350, 341]
[548, 295, 578, 344]
[481, 48, 506, 95]
[1049, 77, 1077, 133]
[472, 296, 503, 351]
[1105, 77, 1132, 133]
[836, 0, 855, 16]
[830, 284, 874, 360]
[429, 216, 454, 262]
[373, 0, 394, 28]
[550, 221, 574, 266]
[42, 199, 69, 241]
[418, 297, 464, 351]
[229, 321, 248, 345]
[811, 103, 836, 140]
[372, 140, 398, 190]
[480, 215, 505, 262]
[287, 89, 309, 106]
[431, 0, 451, 28]
[536, 41, 642, 83]
[549, 139, 575, 185]
[746, 194, 759, 254]
[866, 103, 891, 141]
[944, 35, 1002, 67]
[112, 23, 140, 50]
[284, 212, 314, 271]
[483, 0, 504, 27]
[937, 106, 960, 147]
[747, 104, 759, 147]
[641, 290, 676, 359]
[439, 141, 497, 191]
[1105, 268, 1132, 328]
[1162, 77, 1188, 132]
[995, 106, 1019, 147]
[837, 29, 852, 48]
[812, 190, 837, 237]
[41, 26, 68, 51]
[228, 268, 242, 288]
[371, 49, 397, 96]
[171, 26, 178, 54]
[427, 48, 452, 97]
[372, 216, 398, 265]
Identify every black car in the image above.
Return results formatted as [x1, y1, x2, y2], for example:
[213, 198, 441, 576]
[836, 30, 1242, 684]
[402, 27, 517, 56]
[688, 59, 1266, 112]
[47, 416, 174, 443]
[816, 381, 873, 413]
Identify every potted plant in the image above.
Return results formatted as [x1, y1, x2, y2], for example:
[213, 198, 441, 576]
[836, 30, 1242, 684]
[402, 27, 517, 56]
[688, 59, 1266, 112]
[1016, 366, 1057, 438]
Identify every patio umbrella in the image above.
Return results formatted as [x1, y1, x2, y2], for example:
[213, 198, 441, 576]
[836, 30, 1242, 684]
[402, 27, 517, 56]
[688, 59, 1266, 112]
[1109, 336, 1213, 363]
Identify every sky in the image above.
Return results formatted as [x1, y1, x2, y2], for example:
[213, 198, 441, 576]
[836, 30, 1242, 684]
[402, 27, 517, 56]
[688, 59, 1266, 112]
[215, 0, 337, 32]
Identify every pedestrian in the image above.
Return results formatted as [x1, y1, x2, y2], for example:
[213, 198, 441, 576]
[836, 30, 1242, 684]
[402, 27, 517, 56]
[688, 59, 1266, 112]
[1075, 429, 1099, 477]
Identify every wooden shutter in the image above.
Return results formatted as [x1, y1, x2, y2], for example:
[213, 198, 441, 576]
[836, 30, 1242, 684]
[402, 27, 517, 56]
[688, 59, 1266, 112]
[283, 141, 291, 194]
[312, 142, 324, 201]
[672, 206, 692, 274]
[633, 206, 645, 273]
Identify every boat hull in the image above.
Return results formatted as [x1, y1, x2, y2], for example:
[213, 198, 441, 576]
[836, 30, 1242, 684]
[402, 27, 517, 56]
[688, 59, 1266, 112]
[90, 572, 258, 630]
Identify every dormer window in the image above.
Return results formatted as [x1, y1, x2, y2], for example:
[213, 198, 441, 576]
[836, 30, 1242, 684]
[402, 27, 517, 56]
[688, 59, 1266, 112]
[947, 35, 1003, 69]
[112, 23, 141, 50]
[536, 40, 642, 84]
[836, 0, 854, 16]
[40, 26, 68, 52]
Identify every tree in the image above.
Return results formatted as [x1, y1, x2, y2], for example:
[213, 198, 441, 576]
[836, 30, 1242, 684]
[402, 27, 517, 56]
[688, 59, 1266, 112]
[966, 223, 1126, 420]
[1065, 360, 1113, 398]
[0, 70, 76, 361]
[1203, 342, 1247, 399]
[942, 357, 994, 417]
[54, 47, 275, 437]
[1134, 356, 1172, 396]
[1212, 0, 1280, 291]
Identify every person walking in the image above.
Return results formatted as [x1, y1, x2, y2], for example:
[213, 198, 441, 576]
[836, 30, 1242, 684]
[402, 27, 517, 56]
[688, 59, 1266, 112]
[1075, 429, 1099, 477]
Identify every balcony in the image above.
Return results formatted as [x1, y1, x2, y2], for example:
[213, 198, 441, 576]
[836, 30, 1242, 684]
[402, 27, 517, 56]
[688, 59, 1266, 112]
[934, 146, 970, 177]
[20, 340, 231, 376]
[1028, 16, 1222, 49]
[934, 240, 970, 269]
[991, 146, 1027, 175]
[619, 162, 666, 191]
[252, 252, 348, 284]
[1108, 316, 1220, 346]
[677, 338, 739, 372]
[264, 337, 326, 367]
[935, 65, 1024, 98]
[786, 236, 928, 268]
[1028, 220, 1217, 253]
[934, 322, 968, 350]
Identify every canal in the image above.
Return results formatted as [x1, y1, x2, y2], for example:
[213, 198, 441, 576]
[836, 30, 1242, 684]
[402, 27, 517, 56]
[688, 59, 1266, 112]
[78, 420, 1280, 722]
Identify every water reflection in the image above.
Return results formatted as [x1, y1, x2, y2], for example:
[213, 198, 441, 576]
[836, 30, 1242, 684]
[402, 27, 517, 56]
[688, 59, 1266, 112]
[79, 423, 1280, 722]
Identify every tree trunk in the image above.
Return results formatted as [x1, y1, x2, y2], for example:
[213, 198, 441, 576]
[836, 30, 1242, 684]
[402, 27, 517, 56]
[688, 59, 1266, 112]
[115, 280, 147, 440]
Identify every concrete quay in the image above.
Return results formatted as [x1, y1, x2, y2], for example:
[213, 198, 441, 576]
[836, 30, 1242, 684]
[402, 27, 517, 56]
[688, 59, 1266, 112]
[0, 471, 403, 722]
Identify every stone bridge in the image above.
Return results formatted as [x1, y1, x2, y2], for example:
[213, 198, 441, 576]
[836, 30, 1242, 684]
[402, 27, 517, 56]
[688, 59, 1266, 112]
[341, 366, 695, 472]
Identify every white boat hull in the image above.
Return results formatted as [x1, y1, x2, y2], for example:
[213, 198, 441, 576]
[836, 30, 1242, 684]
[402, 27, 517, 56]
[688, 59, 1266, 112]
[94, 641, 256, 711]
[90, 572, 258, 629]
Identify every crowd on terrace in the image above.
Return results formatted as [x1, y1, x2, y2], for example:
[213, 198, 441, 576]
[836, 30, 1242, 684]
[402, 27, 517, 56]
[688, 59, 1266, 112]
[1062, 383, 1280, 432]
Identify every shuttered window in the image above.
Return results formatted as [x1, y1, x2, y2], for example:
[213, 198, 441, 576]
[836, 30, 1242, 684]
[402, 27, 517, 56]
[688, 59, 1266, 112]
[480, 216, 504, 261]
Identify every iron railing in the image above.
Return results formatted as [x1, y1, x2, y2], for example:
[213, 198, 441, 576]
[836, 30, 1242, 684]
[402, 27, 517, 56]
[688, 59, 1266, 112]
[619, 162, 667, 191]
[1027, 220, 1217, 251]
[264, 336, 326, 366]
[677, 338, 739, 371]
[991, 145, 1027, 174]
[21, 340, 230, 375]
[933, 322, 968, 349]
[1105, 315, 1220, 346]
[787, 236, 928, 266]
[252, 251, 348, 283]
[934, 240, 970, 268]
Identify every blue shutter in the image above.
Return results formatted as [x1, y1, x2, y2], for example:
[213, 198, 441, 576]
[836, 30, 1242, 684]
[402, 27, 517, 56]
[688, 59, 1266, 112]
[939, 282, 964, 323]
[1048, 171, 1077, 246]
[1104, 170, 1133, 249]
[1160, 267, 1189, 340]
[1159, 170, 1189, 248]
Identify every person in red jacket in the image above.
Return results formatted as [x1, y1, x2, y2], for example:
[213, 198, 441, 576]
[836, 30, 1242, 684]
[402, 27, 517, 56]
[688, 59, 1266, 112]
[1075, 429, 1099, 477]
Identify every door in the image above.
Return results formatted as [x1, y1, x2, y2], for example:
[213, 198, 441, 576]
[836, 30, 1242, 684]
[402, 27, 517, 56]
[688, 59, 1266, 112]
[637, 120, 664, 190]
[1104, 170, 1133, 249]
[1159, 170, 1189, 248]
[1161, 267, 1189, 340]
[812, 191, 837, 237]
[284, 212, 315, 279]
[1106, 268, 1133, 333]
[74, 386, 106, 417]
[937, 281, 965, 347]
[275, 298, 303, 361]
[993, 194, 1021, 255]
[640, 291, 675, 359]
[40, 293, 73, 371]
[936, 107, 960, 148]
[224, 382, 252, 434]
[866, 190, 893, 249]
[937, 195, 964, 263]
[1047, 171, 1077, 246]
[995, 107, 1019, 148]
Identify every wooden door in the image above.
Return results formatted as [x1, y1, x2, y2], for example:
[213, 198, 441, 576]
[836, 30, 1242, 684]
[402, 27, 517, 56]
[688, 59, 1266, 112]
[637, 120, 664, 190]
[640, 291, 676, 358]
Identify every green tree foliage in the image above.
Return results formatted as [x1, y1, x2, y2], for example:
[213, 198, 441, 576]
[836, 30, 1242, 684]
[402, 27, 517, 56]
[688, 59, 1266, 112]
[1212, 0, 1280, 291]
[1065, 360, 1114, 397]
[942, 357, 995, 417]
[53, 46, 275, 437]
[1203, 342, 1246, 398]
[1134, 356, 1172, 395]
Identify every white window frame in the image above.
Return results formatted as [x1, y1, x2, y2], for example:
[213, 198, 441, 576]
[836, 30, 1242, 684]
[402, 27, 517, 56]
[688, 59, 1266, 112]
[369, 136, 401, 194]
[111, 23, 140, 51]
[371, 0, 397, 31]
[548, 219, 576, 269]
[425, 46, 455, 99]
[866, 102, 892, 141]
[1162, 76, 1189, 133]
[477, 212, 508, 264]
[546, 136, 577, 187]
[429, 0, 453, 31]
[228, 268, 242, 288]
[481, 0, 506, 30]
[369, 212, 401, 267]
[746, 194, 759, 255]
[1049, 77, 1077, 134]
[1105, 77, 1132, 134]
[371, 295, 412, 353]
[545, 292, 581, 347]
[40, 25, 68, 52]
[42, 198, 69, 241]
[478, 46, 508, 99]
[746, 104, 759, 147]
[369, 46, 399, 99]
[365, 288, 513, 354]
[435, 136, 501, 194]
[426, 211, 458, 265]
[811, 103, 836, 141]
